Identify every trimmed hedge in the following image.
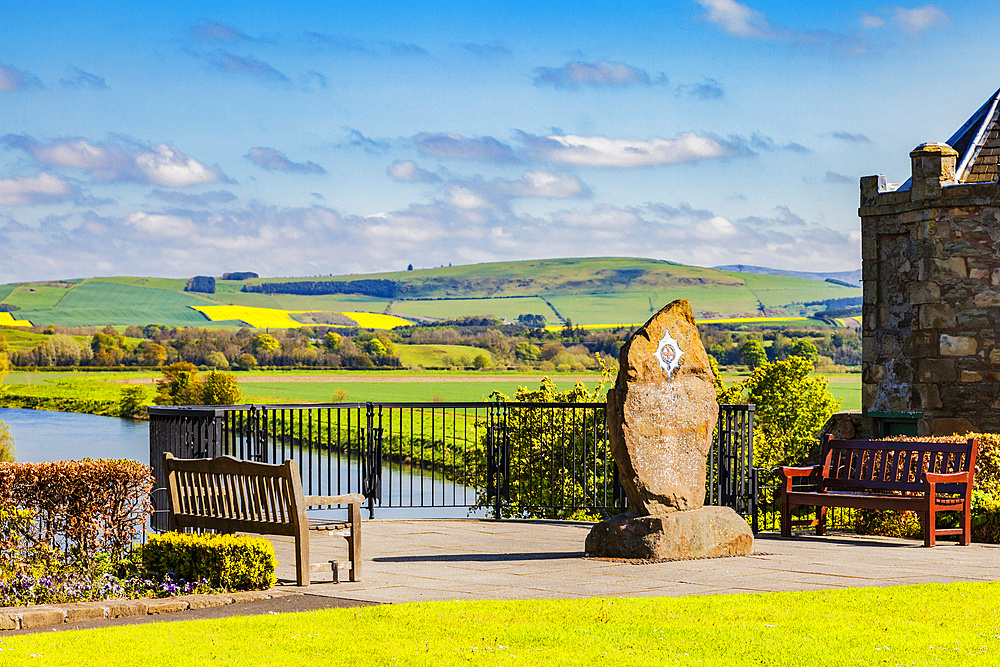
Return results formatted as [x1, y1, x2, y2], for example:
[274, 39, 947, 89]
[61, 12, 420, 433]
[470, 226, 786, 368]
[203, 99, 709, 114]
[142, 532, 277, 591]
[0, 459, 153, 564]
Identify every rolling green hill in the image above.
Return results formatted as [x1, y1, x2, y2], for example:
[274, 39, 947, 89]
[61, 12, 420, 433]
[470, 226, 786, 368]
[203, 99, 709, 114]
[0, 257, 860, 329]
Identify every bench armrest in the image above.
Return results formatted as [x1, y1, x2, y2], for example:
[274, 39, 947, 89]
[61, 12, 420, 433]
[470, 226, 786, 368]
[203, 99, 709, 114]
[780, 466, 822, 479]
[922, 471, 971, 485]
[303, 493, 366, 507]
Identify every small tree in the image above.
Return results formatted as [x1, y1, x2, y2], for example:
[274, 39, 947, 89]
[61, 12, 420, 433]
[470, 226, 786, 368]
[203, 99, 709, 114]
[472, 352, 491, 370]
[153, 362, 202, 405]
[200, 371, 242, 405]
[0, 420, 14, 462]
[118, 386, 149, 419]
[474, 360, 615, 519]
[252, 333, 280, 353]
[236, 353, 258, 370]
[205, 351, 230, 369]
[739, 338, 768, 369]
[720, 356, 840, 469]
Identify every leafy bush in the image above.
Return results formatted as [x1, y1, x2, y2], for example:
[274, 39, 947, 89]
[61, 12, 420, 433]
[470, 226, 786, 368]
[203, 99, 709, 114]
[473, 361, 614, 520]
[718, 356, 839, 469]
[972, 491, 1000, 544]
[118, 385, 149, 419]
[0, 420, 13, 462]
[854, 510, 922, 539]
[142, 532, 277, 591]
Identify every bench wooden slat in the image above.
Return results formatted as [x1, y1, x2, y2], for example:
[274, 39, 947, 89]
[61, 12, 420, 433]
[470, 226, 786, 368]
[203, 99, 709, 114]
[163, 453, 362, 586]
[780, 436, 977, 547]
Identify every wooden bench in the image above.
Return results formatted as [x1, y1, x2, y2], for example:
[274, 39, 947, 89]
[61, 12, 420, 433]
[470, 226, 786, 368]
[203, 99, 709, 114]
[163, 453, 363, 585]
[780, 436, 978, 546]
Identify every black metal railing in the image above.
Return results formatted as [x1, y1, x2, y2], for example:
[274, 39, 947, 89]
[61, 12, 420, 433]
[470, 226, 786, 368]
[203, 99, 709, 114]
[753, 467, 855, 533]
[149, 401, 755, 531]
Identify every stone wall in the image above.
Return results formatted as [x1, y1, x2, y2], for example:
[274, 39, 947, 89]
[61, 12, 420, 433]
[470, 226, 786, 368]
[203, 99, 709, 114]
[861, 143, 1000, 435]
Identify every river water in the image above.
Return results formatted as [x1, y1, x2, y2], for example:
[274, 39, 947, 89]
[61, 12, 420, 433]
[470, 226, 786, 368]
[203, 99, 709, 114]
[0, 407, 482, 518]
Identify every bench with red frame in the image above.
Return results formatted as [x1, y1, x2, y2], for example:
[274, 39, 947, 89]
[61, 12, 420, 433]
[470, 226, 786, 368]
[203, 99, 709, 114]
[780, 436, 977, 546]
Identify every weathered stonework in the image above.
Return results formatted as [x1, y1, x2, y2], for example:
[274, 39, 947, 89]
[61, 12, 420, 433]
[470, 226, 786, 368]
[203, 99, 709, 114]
[861, 140, 1000, 435]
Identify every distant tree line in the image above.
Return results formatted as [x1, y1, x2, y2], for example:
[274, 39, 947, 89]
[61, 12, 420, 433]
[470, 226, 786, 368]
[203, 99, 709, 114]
[242, 279, 397, 298]
[184, 276, 216, 294]
[4, 317, 861, 373]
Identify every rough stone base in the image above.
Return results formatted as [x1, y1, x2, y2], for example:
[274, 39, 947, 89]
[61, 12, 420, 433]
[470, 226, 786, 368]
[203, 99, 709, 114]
[585, 507, 753, 560]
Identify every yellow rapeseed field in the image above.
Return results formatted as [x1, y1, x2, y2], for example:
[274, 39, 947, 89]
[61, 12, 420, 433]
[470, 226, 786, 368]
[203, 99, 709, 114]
[192, 305, 307, 328]
[696, 316, 809, 324]
[544, 316, 811, 331]
[191, 305, 411, 330]
[341, 312, 412, 329]
[0, 312, 32, 327]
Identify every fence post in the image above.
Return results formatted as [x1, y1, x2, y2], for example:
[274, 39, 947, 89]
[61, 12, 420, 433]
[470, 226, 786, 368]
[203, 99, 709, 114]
[362, 403, 383, 519]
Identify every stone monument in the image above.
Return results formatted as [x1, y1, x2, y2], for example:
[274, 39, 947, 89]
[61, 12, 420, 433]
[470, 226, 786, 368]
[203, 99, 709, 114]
[585, 299, 754, 560]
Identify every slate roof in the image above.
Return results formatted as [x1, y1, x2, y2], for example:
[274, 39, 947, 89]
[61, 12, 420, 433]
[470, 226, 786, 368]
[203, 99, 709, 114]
[948, 87, 1000, 184]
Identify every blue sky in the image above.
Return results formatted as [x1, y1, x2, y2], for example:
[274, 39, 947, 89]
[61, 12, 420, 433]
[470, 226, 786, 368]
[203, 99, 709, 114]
[0, 1, 994, 282]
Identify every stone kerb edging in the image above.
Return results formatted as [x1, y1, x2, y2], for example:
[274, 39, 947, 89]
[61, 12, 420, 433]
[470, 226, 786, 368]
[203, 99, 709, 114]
[0, 589, 301, 631]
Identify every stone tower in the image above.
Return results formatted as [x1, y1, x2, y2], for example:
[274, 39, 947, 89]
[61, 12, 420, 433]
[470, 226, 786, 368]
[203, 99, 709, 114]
[861, 88, 1000, 435]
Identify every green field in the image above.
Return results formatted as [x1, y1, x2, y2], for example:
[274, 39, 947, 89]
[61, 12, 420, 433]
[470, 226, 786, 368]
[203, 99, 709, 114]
[391, 296, 556, 322]
[0, 257, 861, 328]
[395, 343, 494, 368]
[1, 582, 999, 666]
[14, 281, 214, 327]
[2, 368, 859, 411]
[3, 282, 75, 309]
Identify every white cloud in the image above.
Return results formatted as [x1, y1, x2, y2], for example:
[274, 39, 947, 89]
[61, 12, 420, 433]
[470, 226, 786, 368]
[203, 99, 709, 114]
[493, 172, 588, 198]
[125, 211, 196, 237]
[533, 61, 659, 88]
[3, 135, 227, 187]
[414, 133, 517, 163]
[245, 147, 325, 174]
[387, 160, 440, 183]
[0, 194, 858, 282]
[524, 132, 745, 167]
[892, 5, 947, 35]
[860, 12, 885, 29]
[31, 139, 119, 169]
[0, 63, 41, 91]
[0, 173, 77, 206]
[693, 0, 776, 38]
[446, 186, 493, 210]
[135, 145, 225, 187]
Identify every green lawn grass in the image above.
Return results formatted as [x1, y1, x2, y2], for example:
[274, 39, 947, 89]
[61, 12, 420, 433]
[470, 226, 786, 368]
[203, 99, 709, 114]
[1, 582, 998, 665]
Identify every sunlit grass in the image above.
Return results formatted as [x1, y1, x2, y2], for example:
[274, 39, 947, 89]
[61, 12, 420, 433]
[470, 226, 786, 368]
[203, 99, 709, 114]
[2, 582, 999, 666]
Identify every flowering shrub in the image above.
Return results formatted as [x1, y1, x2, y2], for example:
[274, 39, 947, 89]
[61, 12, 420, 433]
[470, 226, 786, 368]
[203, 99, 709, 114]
[0, 570, 211, 607]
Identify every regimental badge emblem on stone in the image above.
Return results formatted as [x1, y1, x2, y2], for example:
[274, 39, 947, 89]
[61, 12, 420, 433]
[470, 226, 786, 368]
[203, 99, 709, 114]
[655, 330, 683, 377]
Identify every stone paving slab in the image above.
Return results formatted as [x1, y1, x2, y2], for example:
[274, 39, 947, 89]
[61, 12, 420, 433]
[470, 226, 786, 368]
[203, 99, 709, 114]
[271, 519, 1000, 604]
